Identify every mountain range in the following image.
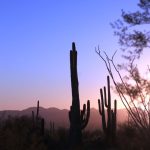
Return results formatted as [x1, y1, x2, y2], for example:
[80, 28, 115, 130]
[0, 107, 128, 131]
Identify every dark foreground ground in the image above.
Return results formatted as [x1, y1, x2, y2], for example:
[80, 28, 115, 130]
[0, 116, 150, 150]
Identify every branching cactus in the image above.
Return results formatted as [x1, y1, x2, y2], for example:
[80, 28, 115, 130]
[98, 76, 117, 145]
[69, 42, 90, 147]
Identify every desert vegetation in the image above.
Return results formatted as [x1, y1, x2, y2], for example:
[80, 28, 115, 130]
[1, 115, 150, 150]
[1, 0, 150, 149]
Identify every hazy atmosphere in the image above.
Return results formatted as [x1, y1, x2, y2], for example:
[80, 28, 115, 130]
[0, 0, 147, 110]
[1, 1, 150, 150]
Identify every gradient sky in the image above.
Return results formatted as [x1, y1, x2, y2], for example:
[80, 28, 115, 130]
[0, 0, 146, 110]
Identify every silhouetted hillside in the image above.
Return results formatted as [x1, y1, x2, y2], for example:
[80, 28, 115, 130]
[0, 107, 128, 130]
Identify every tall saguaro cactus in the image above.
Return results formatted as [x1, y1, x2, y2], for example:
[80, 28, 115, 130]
[69, 42, 90, 147]
[98, 76, 117, 145]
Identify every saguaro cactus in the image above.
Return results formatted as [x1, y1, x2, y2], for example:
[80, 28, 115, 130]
[36, 100, 39, 121]
[98, 76, 117, 145]
[69, 42, 90, 147]
[31, 100, 45, 135]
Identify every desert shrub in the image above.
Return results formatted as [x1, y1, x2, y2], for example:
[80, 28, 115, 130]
[0, 116, 55, 150]
[4, 115, 150, 149]
[117, 122, 150, 150]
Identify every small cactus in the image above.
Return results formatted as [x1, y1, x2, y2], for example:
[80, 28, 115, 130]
[31, 100, 45, 135]
[36, 100, 39, 121]
[80, 100, 90, 130]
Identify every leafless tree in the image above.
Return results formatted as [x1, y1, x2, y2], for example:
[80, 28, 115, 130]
[96, 0, 150, 132]
[95, 48, 150, 133]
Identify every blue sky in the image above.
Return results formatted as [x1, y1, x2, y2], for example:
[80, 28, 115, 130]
[0, 0, 140, 110]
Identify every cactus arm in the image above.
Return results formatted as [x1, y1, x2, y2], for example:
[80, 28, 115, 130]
[81, 100, 90, 130]
[82, 104, 86, 115]
[80, 104, 86, 123]
[111, 100, 117, 133]
[104, 86, 108, 108]
[113, 100, 117, 132]
[112, 103, 117, 143]
[100, 89, 107, 133]
[98, 99, 102, 115]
